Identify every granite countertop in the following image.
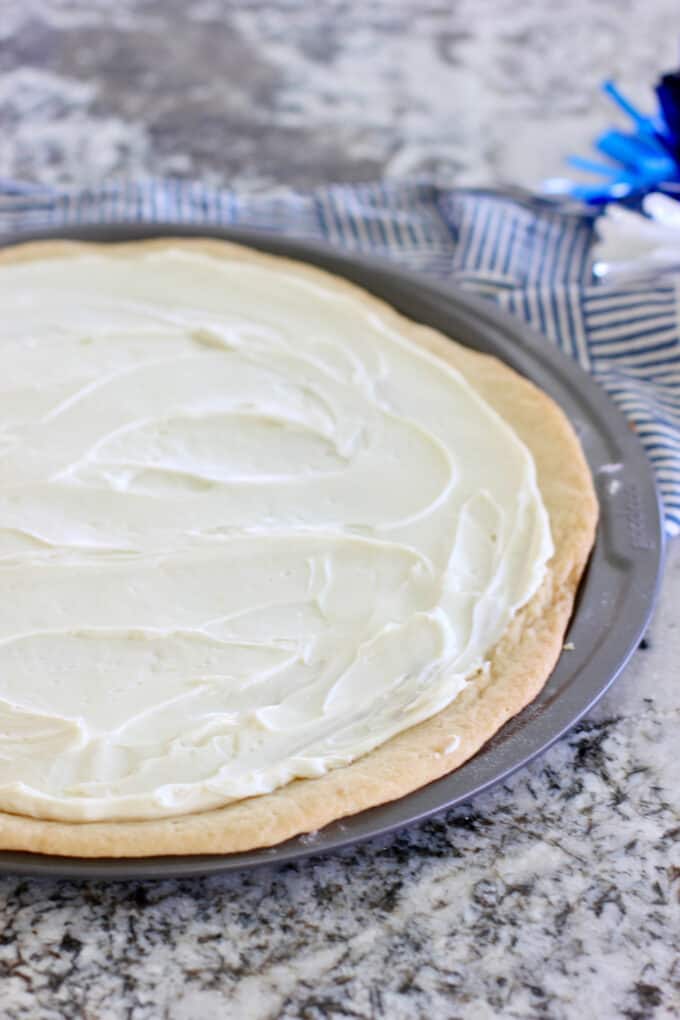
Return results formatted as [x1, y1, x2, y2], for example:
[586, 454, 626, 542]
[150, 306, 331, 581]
[1, 3, 679, 1018]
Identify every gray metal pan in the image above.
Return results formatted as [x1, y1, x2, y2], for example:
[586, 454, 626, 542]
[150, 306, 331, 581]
[0, 224, 665, 879]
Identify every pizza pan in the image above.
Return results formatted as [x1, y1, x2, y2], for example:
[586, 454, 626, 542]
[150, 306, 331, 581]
[0, 224, 664, 879]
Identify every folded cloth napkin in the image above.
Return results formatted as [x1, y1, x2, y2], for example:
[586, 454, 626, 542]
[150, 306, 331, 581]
[1, 178, 678, 536]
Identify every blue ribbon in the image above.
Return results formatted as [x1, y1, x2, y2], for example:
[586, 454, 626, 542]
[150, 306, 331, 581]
[547, 76, 680, 205]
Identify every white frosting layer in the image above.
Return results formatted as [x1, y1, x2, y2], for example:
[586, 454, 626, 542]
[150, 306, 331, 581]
[0, 248, 553, 821]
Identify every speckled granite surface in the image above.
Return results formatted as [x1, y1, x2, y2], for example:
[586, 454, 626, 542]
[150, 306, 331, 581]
[1, 3, 679, 1018]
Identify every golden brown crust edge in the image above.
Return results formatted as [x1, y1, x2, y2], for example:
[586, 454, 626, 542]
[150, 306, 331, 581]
[0, 238, 598, 856]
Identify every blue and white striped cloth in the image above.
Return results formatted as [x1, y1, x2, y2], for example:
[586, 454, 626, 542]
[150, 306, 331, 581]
[1, 178, 678, 536]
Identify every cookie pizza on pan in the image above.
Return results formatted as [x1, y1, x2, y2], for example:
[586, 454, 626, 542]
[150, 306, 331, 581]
[0, 239, 596, 857]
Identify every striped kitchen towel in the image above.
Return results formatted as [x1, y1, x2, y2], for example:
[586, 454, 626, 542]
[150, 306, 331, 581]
[1, 177, 678, 536]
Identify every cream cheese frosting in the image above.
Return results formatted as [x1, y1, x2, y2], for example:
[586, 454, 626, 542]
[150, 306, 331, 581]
[0, 246, 553, 822]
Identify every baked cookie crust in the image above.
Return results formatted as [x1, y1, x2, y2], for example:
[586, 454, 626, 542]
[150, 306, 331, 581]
[0, 239, 597, 857]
